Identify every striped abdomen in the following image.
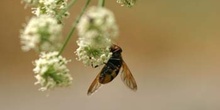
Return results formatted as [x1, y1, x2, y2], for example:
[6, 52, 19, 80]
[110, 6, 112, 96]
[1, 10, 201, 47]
[99, 45, 123, 84]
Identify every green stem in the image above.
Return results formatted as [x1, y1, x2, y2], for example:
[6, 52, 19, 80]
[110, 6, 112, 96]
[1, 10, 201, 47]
[58, 0, 91, 55]
[98, 0, 105, 7]
[67, 0, 77, 9]
[57, 0, 78, 21]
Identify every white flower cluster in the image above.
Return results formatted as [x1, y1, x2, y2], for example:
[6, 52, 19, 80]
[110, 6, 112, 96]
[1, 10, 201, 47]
[34, 0, 69, 19]
[20, 15, 62, 52]
[33, 51, 72, 91]
[117, 0, 136, 7]
[23, 0, 69, 20]
[76, 6, 118, 67]
[76, 46, 113, 67]
[22, 0, 38, 6]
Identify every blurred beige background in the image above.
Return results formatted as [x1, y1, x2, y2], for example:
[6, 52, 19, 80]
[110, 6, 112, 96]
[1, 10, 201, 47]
[1, 0, 220, 110]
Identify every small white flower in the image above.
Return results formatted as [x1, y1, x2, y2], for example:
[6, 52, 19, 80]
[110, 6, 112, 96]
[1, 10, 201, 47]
[20, 15, 62, 52]
[33, 51, 72, 91]
[76, 6, 118, 67]
[77, 6, 118, 42]
[75, 45, 112, 67]
[117, 0, 136, 7]
[22, 0, 39, 6]
[32, 0, 69, 20]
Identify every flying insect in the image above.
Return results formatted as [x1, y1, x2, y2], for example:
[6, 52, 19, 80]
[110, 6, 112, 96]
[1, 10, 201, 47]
[87, 44, 137, 95]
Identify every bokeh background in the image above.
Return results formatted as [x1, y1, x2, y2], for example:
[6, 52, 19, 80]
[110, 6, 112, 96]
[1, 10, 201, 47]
[1, 0, 220, 110]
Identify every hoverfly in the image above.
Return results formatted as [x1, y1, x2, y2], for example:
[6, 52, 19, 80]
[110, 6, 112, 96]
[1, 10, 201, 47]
[87, 44, 137, 95]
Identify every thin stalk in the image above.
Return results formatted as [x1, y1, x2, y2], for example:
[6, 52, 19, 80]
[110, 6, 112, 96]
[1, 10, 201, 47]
[58, 0, 91, 55]
[57, 0, 78, 21]
[66, 0, 78, 10]
[98, 0, 105, 7]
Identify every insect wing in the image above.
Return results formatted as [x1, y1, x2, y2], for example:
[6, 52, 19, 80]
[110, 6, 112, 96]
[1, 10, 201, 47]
[87, 73, 102, 95]
[121, 61, 137, 91]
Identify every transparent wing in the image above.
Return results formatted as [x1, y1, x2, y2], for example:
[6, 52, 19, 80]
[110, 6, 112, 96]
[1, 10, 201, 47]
[87, 73, 102, 96]
[121, 61, 137, 91]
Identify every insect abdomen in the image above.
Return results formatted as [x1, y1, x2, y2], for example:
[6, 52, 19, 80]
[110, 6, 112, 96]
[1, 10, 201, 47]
[98, 44, 123, 84]
[99, 69, 118, 84]
[99, 58, 122, 84]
